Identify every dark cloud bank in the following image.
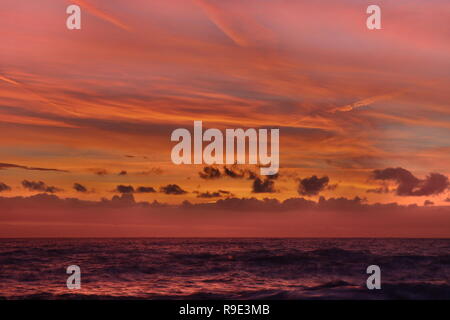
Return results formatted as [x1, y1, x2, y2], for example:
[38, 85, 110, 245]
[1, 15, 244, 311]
[298, 175, 330, 196]
[0, 182, 11, 192]
[73, 183, 88, 193]
[252, 177, 276, 193]
[0, 192, 445, 212]
[372, 167, 449, 196]
[195, 190, 232, 198]
[160, 184, 187, 195]
[21, 180, 62, 193]
[2, 193, 450, 237]
[115, 185, 157, 194]
[199, 166, 263, 181]
[199, 166, 279, 194]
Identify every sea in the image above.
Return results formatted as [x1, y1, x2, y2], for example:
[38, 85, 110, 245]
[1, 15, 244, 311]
[1, 238, 449, 299]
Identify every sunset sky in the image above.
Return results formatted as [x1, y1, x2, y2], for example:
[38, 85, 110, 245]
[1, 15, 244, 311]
[0, 0, 449, 237]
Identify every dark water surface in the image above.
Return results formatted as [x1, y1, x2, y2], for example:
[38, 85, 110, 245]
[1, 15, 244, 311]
[1, 238, 449, 299]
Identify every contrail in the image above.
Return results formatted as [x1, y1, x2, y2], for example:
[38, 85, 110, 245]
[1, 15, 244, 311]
[72, 0, 132, 32]
[0, 73, 61, 109]
[194, 0, 274, 47]
[0, 75, 20, 86]
[330, 91, 407, 113]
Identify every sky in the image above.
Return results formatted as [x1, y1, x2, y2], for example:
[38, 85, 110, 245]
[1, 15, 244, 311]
[0, 0, 449, 237]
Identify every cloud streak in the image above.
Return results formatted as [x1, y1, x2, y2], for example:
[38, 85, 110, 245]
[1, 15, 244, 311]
[0, 163, 68, 173]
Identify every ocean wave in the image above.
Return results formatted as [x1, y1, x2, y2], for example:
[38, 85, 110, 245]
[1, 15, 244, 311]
[1, 238, 450, 300]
